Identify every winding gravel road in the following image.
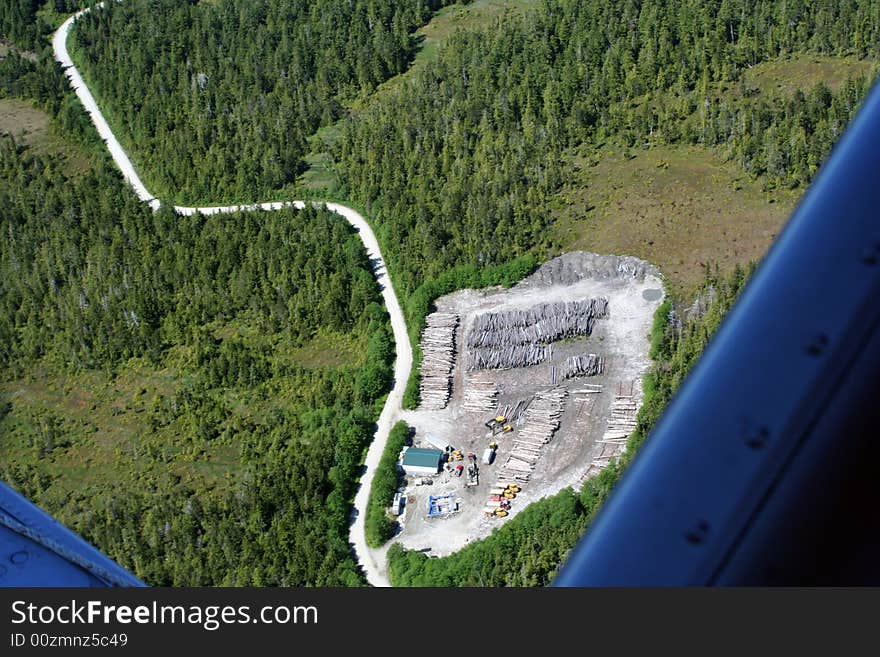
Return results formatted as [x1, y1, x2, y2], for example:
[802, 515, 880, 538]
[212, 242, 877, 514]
[53, 5, 411, 588]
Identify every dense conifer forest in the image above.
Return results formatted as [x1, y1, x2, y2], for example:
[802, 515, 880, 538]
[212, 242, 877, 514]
[0, 130, 394, 584]
[2, 29, 393, 583]
[68, 0, 461, 203]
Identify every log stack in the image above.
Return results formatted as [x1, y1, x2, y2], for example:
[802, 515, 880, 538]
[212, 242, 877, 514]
[418, 312, 459, 410]
[466, 298, 608, 372]
[604, 395, 638, 440]
[571, 384, 603, 394]
[463, 376, 499, 413]
[516, 387, 568, 446]
[574, 380, 641, 489]
[497, 395, 534, 425]
[467, 343, 551, 371]
[467, 298, 609, 349]
[560, 353, 606, 380]
[494, 387, 568, 486]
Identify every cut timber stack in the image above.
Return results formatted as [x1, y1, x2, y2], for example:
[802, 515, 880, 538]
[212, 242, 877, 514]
[494, 387, 568, 486]
[604, 395, 638, 440]
[561, 353, 606, 380]
[467, 298, 609, 349]
[466, 298, 608, 371]
[418, 312, 459, 410]
[497, 396, 534, 425]
[578, 442, 622, 483]
[463, 376, 499, 413]
[516, 387, 568, 445]
[574, 380, 641, 490]
[467, 343, 551, 371]
[573, 394, 597, 425]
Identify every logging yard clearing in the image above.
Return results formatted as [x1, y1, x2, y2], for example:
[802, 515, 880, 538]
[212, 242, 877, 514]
[395, 252, 664, 556]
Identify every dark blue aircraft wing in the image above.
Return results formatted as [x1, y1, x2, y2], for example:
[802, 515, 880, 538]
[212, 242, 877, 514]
[0, 481, 144, 587]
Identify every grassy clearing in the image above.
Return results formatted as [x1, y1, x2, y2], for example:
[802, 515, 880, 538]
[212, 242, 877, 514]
[551, 55, 874, 296]
[0, 362, 202, 496]
[34, 5, 71, 34]
[0, 324, 365, 499]
[0, 99, 92, 174]
[741, 54, 877, 96]
[286, 328, 365, 370]
[0, 39, 37, 62]
[413, 0, 535, 67]
[551, 144, 798, 296]
[555, 54, 877, 296]
[370, 0, 535, 99]
[212, 318, 366, 371]
[296, 123, 345, 196]
[0, 99, 48, 144]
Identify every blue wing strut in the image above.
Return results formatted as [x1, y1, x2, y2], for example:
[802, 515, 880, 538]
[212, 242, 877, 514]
[0, 481, 144, 587]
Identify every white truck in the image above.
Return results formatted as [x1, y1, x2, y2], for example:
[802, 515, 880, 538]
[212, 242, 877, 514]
[391, 493, 407, 516]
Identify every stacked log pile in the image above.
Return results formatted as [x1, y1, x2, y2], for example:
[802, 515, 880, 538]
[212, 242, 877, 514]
[603, 394, 638, 440]
[577, 442, 622, 485]
[571, 384, 603, 394]
[468, 343, 551, 371]
[494, 388, 568, 485]
[516, 388, 568, 445]
[466, 298, 608, 372]
[572, 393, 598, 426]
[418, 312, 459, 410]
[468, 298, 609, 348]
[497, 396, 534, 425]
[561, 353, 606, 380]
[462, 376, 499, 413]
[575, 381, 640, 489]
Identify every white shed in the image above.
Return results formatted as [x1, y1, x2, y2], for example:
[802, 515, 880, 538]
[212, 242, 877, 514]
[425, 433, 452, 453]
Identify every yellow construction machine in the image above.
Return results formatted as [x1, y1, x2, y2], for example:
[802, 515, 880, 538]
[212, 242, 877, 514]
[484, 415, 506, 429]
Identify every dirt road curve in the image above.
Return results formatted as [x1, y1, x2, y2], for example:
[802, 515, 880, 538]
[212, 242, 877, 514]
[53, 5, 410, 588]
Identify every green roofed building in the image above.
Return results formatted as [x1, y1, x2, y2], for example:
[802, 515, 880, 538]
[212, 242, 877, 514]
[401, 447, 443, 477]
